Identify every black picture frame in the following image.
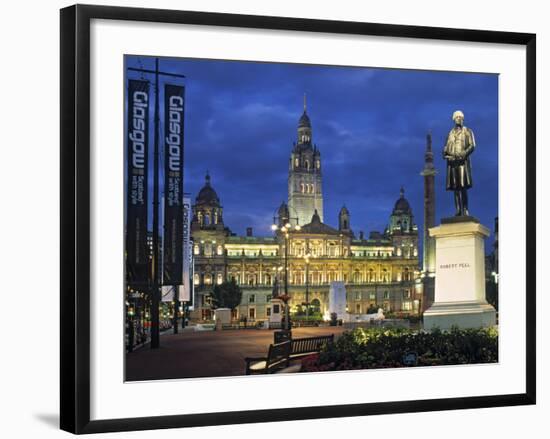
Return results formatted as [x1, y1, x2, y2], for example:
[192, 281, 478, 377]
[60, 4, 536, 434]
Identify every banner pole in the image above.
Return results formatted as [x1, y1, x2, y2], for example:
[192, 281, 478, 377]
[150, 57, 161, 349]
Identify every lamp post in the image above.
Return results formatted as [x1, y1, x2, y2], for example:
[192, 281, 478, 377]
[303, 251, 312, 319]
[271, 212, 300, 332]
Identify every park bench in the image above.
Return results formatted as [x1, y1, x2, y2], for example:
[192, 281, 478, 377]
[245, 340, 291, 375]
[245, 334, 335, 375]
[289, 334, 334, 361]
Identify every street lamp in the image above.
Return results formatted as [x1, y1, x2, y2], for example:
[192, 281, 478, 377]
[271, 208, 300, 332]
[303, 251, 312, 319]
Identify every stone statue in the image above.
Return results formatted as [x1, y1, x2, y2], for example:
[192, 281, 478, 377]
[444, 110, 475, 216]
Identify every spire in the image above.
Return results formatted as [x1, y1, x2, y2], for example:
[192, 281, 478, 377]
[400, 186, 405, 198]
[426, 130, 432, 153]
[205, 170, 211, 186]
[303, 93, 307, 112]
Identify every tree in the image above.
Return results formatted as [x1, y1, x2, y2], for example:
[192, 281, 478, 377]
[211, 278, 243, 310]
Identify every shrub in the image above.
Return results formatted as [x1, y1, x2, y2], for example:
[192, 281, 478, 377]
[302, 326, 498, 372]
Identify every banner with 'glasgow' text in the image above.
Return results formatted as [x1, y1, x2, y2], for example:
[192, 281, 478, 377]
[126, 79, 150, 285]
[163, 84, 185, 286]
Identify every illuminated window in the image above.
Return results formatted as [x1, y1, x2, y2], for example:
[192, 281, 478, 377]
[295, 158, 299, 168]
[204, 274, 212, 285]
[193, 273, 200, 285]
[216, 273, 223, 285]
[316, 160, 320, 169]
[402, 301, 412, 311]
[194, 244, 200, 255]
[217, 245, 223, 255]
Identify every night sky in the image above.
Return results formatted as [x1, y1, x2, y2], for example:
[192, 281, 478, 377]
[125, 56, 498, 252]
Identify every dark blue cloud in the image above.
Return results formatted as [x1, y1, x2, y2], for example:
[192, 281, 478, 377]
[126, 56, 498, 252]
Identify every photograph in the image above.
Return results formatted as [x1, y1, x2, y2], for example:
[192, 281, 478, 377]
[124, 55, 499, 381]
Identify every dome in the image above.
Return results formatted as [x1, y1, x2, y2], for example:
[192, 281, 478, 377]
[393, 187, 412, 214]
[298, 111, 311, 128]
[196, 172, 220, 206]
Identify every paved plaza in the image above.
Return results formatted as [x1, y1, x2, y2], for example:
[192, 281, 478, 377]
[126, 326, 346, 381]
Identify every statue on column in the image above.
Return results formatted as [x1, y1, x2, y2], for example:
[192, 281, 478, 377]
[444, 110, 475, 216]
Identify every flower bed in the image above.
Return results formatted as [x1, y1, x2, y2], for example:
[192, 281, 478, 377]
[301, 326, 498, 372]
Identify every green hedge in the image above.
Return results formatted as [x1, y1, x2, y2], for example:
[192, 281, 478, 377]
[301, 326, 498, 372]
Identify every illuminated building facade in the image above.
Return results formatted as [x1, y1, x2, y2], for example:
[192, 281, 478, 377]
[189, 104, 422, 322]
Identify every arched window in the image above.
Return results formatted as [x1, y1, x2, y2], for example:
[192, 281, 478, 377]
[213, 211, 218, 224]
[204, 274, 212, 285]
[193, 273, 200, 285]
[216, 273, 223, 285]
[305, 160, 310, 170]
[295, 158, 299, 168]
[204, 214, 210, 225]
[194, 244, 200, 255]
[217, 245, 223, 255]
[300, 183, 305, 193]
[316, 160, 320, 169]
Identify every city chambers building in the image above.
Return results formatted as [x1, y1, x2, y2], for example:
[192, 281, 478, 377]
[189, 103, 423, 323]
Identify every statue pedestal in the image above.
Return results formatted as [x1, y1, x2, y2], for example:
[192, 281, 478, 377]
[268, 299, 283, 325]
[214, 308, 231, 330]
[327, 281, 349, 322]
[423, 218, 496, 330]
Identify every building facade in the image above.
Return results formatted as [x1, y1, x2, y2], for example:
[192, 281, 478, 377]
[189, 103, 423, 322]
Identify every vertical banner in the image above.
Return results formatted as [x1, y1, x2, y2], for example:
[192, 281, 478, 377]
[163, 84, 185, 285]
[126, 79, 150, 285]
[181, 197, 192, 301]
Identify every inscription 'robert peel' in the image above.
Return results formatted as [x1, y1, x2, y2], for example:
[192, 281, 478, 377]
[439, 262, 471, 269]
